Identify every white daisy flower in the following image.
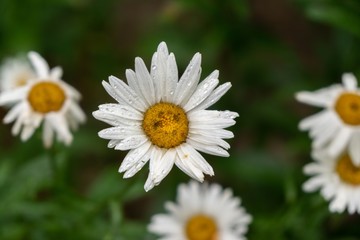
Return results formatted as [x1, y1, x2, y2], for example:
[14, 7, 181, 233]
[148, 181, 252, 240]
[0, 55, 35, 92]
[303, 150, 360, 214]
[296, 73, 360, 166]
[93, 42, 238, 191]
[0, 51, 86, 148]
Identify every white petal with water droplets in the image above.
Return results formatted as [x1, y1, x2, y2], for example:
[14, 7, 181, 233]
[183, 70, 219, 111]
[115, 135, 147, 151]
[119, 141, 152, 173]
[173, 53, 202, 105]
[192, 82, 232, 111]
[98, 126, 142, 140]
[135, 57, 156, 105]
[164, 53, 178, 103]
[109, 75, 147, 111]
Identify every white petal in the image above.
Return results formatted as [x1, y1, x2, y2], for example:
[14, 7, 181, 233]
[311, 118, 339, 148]
[123, 146, 151, 179]
[183, 70, 219, 112]
[349, 132, 360, 166]
[0, 87, 27, 105]
[329, 188, 347, 213]
[68, 101, 86, 123]
[42, 119, 54, 148]
[298, 110, 332, 131]
[114, 135, 147, 151]
[47, 113, 73, 145]
[123, 158, 149, 179]
[97, 103, 142, 120]
[189, 128, 234, 139]
[144, 176, 156, 192]
[342, 73, 357, 91]
[109, 76, 147, 111]
[135, 57, 156, 105]
[303, 162, 323, 175]
[98, 126, 142, 140]
[295, 91, 332, 107]
[188, 133, 230, 149]
[3, 102, 24, 123]
[119, 141, 152, 173]
[189, 110, 238, 129]
[28, 51, 49, 78]
[151, 42, 169, 102]
[302, 176, 326, 192]
[101, 80, 144, 112]
[192, 82, 232, 111]
[20, 124, 36, 141]
[149, 148, 176, 185]
[125, 69, 148, 106]
[173, 53, 202, 105]
[11, 111, 26, 135]
[61, 81, 81, 101]
[186, 138, 229, 157]
[180, 143, 214, 175]
[148, 214, 182, 236]
[92, 110, 140, 127]
[164, 53, 178, 102]
[50, 66, 63, 79]
[327, 127, 352, 157]
[175, 146, 204, 182]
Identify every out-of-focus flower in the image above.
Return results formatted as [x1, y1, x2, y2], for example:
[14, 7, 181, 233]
[0, 56, 35, 92]
[93, 42, 238, 191]
[148, 181, 252, 240]
[303, 149, 360, 214]
[296, 73, 360, 166]
[0, 51, 86, 147]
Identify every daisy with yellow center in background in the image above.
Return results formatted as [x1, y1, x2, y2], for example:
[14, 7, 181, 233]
[93, 42, 238, 191]
[0, 55, 35, 92]
[303, 150, 360, 214]
[0, 51, 86, 147]
[148, 181, 252, 240]
[296, 73, 360, 166]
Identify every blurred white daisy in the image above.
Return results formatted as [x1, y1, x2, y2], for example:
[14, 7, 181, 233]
[296, 73, 360, 166]
[0, 55, 35, 92]
[148, 181, 252, 240]
[93, 42, 238, 191]
[303, 150, 360, 214]
[0, 51, 86, 147]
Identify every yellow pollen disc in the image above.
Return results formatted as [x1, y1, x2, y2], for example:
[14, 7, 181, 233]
[336, 154, 360, 185]
[142, 102, 188, 149]
[27, 81, 66, 113]
[186, 214, 218, 240]
[335, 92, 360, 125]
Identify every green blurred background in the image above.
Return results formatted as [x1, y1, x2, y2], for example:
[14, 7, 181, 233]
[1, 0, 360, 239]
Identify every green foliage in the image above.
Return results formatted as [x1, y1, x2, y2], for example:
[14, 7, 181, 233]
[0, 0, 360, 239]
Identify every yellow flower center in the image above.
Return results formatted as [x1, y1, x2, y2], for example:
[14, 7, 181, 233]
[142, 102, 189, 149]
[336, 154, 360, 185]
[185, 214, 218, 240]
[27, 81, 66, 113]
[334, 92, 360, 125]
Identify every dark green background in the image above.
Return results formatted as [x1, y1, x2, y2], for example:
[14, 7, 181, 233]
[0, 0, 360, 239]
